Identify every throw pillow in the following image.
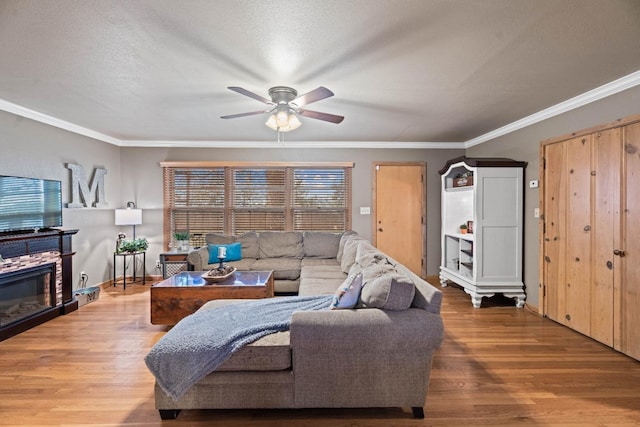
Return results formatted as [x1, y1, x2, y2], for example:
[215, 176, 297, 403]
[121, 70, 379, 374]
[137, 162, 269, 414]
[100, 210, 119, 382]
[208, 242, 242, 263]
[330, 273, 364, 310]
[357, 271, 415, 310]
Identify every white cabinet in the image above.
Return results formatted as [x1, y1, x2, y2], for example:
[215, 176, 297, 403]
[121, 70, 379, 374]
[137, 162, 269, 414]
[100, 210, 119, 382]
[439, 157, 526, 308]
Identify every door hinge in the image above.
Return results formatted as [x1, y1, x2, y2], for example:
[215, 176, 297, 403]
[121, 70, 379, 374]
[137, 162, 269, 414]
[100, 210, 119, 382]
[543, 157, 546, 170]
[376, 165, 380, 171]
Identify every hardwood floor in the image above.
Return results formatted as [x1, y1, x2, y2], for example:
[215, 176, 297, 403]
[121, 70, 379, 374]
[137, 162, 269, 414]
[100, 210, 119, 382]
[1, 281, 639, 426]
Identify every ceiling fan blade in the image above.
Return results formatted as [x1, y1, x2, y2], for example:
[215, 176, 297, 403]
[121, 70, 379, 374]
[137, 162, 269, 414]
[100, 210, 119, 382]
[293, 86, 334, 107]
[298, 109, 344, 124]
[227, 86, 273, 105]
[220, 110, 269, 119]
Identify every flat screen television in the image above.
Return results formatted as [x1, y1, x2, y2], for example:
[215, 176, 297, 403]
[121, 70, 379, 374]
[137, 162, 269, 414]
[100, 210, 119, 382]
[0, 175, 63, 233]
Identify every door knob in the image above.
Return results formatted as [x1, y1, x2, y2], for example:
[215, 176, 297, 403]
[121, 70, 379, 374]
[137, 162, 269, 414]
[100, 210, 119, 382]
[613, 249, 626, 257]
[378, 228, 383, 232]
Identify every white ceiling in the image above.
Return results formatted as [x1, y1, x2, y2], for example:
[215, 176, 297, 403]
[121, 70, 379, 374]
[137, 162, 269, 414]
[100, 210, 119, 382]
[1, 0, 639, 148]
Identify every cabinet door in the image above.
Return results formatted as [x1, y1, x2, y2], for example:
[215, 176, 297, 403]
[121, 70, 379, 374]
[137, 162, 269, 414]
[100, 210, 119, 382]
[592, 129, 620, 346]
[564, 135, 593, 336]
[542, 141, 568, 323]
[619, 122, 640, 359]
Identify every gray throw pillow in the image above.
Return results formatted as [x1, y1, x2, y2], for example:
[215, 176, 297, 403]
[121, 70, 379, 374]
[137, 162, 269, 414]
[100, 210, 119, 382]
[358, 272, 415, 310]
[303, 232, 341, 258]
[336, 230, 358, 262]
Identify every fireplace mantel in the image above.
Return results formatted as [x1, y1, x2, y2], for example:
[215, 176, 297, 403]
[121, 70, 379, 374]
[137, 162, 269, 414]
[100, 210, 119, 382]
[0, 229, 78, 341]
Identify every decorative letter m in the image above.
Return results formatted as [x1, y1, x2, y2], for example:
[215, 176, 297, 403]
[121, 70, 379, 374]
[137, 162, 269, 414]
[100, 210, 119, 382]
[66, 163, 108, 208]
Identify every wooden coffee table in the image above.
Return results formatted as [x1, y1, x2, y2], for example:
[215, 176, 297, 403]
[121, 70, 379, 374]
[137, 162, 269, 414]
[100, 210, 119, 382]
[150, 270, 274, 325]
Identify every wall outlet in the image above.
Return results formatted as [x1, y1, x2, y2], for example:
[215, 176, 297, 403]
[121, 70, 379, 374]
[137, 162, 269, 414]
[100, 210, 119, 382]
[156, 260, 161, 269]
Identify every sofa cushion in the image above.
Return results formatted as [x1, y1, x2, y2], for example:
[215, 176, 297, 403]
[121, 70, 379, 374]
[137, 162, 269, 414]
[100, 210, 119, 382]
[301, 258, 340, 268]
[340, 236, 366, 273]
[336, 230, 358, 262]
[355, 241, 389, 268]
[301, 265, 347, 280]
[225, 258, 257, 271]
[358, 271, 416, 310]
[259, 231, 303, 258]
[205, 233, 237, 245]
[252, 257, 301, 280]
[216, 331, 291, 371]
[330, 273, 363, 310]
[238, 231, 259, 259]
[303, 232, 341, 258]
[298, 277, 345, 296]
[208, 242, 242, 263]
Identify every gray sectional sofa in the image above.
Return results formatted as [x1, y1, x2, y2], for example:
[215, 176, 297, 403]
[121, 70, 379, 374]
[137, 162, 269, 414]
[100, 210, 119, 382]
[157, 231, 444, 419]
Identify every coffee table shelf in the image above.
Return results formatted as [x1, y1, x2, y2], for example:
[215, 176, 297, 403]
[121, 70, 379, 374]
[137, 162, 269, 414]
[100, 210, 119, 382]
[150, 270, 274, 325]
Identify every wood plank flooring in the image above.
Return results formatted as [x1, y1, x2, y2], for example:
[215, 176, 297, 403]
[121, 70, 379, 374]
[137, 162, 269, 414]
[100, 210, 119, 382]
[0, 281, 639, 426]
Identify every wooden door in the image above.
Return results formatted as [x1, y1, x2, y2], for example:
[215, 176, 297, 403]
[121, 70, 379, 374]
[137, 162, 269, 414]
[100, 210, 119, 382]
[564, 135, 593, 336]
[619, 122, 640, 359]
[373, 163, 426, 277]
[592, 128, 620, 346]
[542, 141, 568, 322]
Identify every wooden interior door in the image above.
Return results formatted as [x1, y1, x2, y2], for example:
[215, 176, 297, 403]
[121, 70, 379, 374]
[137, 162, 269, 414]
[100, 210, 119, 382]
[592, 129, 620, 346]
[619, 122, 640, 359]
[542, 141, 568, 322]
[564, 135, 593, 336]
[373, 163, 426, 277]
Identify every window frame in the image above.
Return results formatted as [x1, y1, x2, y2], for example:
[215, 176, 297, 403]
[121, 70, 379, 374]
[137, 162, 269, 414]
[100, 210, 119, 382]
[161, 161, 353, 249]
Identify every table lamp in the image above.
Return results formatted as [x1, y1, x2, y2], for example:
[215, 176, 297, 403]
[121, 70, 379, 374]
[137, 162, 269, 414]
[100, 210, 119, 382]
[115, 201, 142, 239]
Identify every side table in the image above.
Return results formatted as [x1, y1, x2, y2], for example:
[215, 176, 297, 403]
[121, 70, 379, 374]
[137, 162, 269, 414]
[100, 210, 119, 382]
[159, 250, 193, 279]
[113, 251, 146, 289]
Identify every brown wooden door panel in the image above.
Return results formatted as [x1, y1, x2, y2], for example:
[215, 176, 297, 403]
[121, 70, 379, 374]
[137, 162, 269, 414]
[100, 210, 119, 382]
[592, 129, 620, 346]
[620, 122, 640, 359]
[374, 163, 426, 277]
[543, 142, 568, 322]
[565, 136, 592, 336]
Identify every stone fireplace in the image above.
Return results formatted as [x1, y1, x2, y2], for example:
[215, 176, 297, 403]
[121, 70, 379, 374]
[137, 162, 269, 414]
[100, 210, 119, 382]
[0, 229, 77, 341]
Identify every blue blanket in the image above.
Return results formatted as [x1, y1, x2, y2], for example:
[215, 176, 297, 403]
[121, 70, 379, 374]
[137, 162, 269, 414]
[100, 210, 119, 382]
[145, 295, 333, 401]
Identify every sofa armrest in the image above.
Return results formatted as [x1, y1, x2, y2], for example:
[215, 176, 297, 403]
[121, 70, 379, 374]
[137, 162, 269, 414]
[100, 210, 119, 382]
[290, 308, 444, 408]
[187, 247, 209, 271]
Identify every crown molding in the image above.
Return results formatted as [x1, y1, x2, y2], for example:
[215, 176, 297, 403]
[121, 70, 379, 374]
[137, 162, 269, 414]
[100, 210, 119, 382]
[464, 69, 640, 148]
[0, 99, 121, 145]
[119, 139, 464, 149]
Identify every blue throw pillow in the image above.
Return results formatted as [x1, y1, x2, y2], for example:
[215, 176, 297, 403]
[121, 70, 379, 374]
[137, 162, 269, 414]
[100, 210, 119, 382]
[208, 242, 242, 263]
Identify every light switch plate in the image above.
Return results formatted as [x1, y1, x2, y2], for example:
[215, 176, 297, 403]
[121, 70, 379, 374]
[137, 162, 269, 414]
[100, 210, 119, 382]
[360, 207, 371, 215]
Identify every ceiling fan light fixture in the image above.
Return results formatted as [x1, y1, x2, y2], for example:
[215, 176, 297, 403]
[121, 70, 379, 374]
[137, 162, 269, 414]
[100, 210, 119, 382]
[265, 104, 302, 132]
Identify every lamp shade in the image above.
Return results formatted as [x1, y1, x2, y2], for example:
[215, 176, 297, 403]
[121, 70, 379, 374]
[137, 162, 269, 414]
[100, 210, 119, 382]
[115, 208, 142, 226]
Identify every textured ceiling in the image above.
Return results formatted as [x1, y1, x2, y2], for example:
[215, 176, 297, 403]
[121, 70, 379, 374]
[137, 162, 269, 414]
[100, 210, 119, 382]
[0, 0, 639, 147]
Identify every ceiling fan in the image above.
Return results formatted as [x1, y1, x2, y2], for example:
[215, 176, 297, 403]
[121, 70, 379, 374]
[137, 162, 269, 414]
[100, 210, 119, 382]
[221, 86, 344, 132]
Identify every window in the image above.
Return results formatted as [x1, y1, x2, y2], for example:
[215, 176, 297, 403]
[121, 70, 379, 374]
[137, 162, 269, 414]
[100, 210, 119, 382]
[162, 162, 352, 248]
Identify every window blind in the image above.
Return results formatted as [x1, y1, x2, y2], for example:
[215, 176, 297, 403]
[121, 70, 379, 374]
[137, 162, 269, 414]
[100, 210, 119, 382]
[163, 163, 352, 249]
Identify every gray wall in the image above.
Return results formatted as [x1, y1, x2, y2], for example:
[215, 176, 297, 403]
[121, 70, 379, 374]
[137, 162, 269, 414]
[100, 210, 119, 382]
[0, 110, 122, 289]
[467, 85, 640, 309]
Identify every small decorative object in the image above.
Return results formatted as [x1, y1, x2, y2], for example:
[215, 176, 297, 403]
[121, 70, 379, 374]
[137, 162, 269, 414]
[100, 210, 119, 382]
[173, 231, 190, 251]
[467, 220, 474, 234]
[453, 171, 474, 187]
[201, 265, 237, 283]
[460, 224, 468, 234]
[117, 237, 149, 254]
[217, 246, 227, 270]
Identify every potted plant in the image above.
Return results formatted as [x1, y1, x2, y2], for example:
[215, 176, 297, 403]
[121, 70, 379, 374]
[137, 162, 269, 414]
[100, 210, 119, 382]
[459, 224, 468, 234]
[173, 231, 190, 251]
[117, 237, 149, 254]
